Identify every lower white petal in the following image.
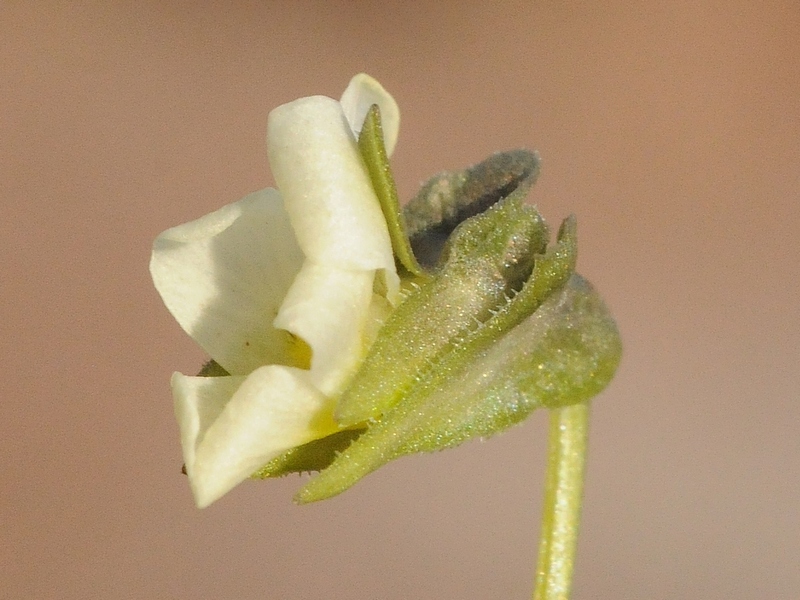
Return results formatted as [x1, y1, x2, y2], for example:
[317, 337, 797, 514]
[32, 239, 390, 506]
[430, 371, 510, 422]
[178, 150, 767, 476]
[172, 372, 247, 484]
[151, 189, 304, 375]
[173, 367, 338, 508]
[273, 263, 374, 396]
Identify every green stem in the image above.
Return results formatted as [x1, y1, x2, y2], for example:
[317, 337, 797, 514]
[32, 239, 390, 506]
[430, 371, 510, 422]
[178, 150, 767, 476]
[532, 402, 590, 600]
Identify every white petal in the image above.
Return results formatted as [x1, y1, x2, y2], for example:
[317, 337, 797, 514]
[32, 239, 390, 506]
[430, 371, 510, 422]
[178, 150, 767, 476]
[172, 372, 246, 486]
[173, 367, 339, 508]
[150, 189, 304, 375]
[340, 73, 400, 157]
[267, 95, 399, 301]
[363, 292, 394, 347]
[274, 263, 374, 396]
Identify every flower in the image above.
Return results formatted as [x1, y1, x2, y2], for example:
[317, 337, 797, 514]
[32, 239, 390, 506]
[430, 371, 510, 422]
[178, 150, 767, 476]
[150, 74, 401, 508]
[153, 74, 622, 509]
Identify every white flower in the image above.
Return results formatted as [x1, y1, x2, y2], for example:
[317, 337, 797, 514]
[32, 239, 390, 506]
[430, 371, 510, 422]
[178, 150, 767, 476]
[150, 74, 400, 508]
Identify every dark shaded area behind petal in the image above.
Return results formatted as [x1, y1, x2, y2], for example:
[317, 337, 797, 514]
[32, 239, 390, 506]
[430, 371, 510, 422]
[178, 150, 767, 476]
[404, 149, 541, 269]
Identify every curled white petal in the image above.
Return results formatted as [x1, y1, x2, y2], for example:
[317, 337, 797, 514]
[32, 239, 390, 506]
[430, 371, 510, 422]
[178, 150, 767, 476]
[173, 367, 339, 508]
[151, 189, 304, 375]
[267, 95, 399, 300]
[340, 73, 400, 157]
[274, 263, 374, 396]
[173, 373, 246, 489]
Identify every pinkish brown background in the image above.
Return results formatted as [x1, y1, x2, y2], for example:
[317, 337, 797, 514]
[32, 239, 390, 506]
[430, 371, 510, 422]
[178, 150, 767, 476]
[3, 2, 798, 599]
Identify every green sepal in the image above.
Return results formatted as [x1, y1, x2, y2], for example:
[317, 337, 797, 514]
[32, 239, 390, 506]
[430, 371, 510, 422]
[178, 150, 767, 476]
[334, 194, 549, 427]
[358, 104, 427, 278]
[404, 149, 541, 268]
[251, 427, 366, 478]
[196, 359, 230, 377]
[297, 273, 621, 503]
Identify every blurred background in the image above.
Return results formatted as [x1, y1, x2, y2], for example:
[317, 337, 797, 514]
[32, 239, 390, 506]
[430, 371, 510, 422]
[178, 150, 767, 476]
[2, 2, 798, 598]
